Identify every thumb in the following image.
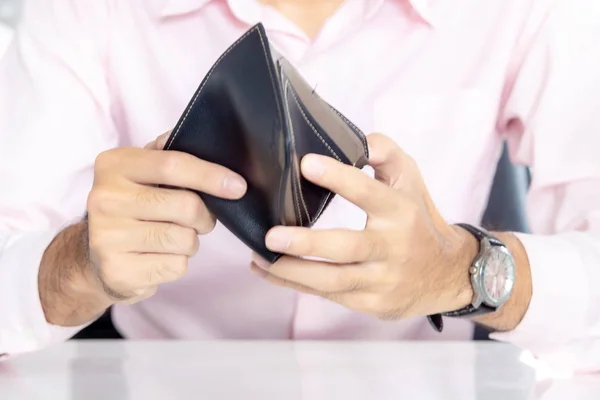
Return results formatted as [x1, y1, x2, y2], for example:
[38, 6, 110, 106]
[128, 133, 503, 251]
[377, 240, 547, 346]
[367, 133, 419, 190]
[144, 131, 172, 150]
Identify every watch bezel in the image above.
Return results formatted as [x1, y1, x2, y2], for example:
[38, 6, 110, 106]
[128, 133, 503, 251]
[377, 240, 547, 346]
[471, 238, 516, 308]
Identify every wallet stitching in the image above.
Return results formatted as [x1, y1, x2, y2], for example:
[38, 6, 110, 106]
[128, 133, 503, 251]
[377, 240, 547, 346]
[288, 87, 342, 163]
[166, 26, 282, 152]
[328, 107, 369, 157]
[287, 82, 339, 224]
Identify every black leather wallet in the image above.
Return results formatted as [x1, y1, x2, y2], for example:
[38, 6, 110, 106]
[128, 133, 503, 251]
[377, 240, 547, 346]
[164, 23, 369, 263]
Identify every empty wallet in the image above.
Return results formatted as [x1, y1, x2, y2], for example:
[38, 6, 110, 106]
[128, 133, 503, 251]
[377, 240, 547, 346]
[164, 23, 369, 263]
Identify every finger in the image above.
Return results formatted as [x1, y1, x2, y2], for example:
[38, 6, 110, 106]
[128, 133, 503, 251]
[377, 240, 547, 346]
[251, 253, 372, 294]
[120, 286, 159, 305]
[96, 220, 200, 256]
[134, 221, 200, 256]
[89, 183, 216, 234]
[156, 131, 171, 150]
[130, 186, 216, 234]
[144, 131, 171, 150]
[300, 154, 398, 215]
[366, 133, 423, 191]
[265, 227, 387, 262]
[250, 263, 376, 313]
[125, 253, 190, 287]
[101, 253, 189, 294]
[95, 147, 247, 199]
[367, 133, 442, 220]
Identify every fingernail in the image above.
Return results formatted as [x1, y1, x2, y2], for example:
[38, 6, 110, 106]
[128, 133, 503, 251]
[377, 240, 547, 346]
[302, 155, 326, 179]
[223, 175, 247, 196]
[252, 253, 272, 269]
[156, 132, 170, 150]
[266, 229, 291, 251]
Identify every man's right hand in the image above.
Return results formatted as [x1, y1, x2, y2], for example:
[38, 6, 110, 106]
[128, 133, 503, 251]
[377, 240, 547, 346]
[85, 132, 247, 304]
[39, 132, 247, 327]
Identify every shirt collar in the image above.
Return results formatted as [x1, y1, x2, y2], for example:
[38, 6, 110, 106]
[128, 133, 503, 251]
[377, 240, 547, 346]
[407, 0, 440, 27]
[155, 0, 441, 27]
[154, 0, 213, 18]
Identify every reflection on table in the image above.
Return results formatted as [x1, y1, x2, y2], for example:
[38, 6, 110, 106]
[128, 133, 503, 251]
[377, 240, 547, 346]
[0, 341, 598, 399]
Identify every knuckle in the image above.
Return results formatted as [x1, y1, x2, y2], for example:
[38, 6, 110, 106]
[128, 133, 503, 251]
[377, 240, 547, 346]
[93, 150, 116, 173]
[128, 286, 158, 304]
[346, 277, 364, 292]
[181, 229, 200, 255]
[87, 187, 112, 214]
[365, 294, 387, 313]
[202, 213, 218, 234]
[146, 224, 174, 250]
[88, 223, 122, 255]
[87, 228, 106, 252]
[151, 257, 188, 284]
[367, 296, 397, 320]
[178, 192, 206, 226]
[332, 272, 363, 292]
[135, 187, 168, 207]
[98, 255, 125, 286]
[157, 152, 180, 179]
[359, 235, 388, 260]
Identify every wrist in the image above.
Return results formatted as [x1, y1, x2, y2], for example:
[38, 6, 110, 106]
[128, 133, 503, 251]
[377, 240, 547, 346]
[437, 224, 478, 313]
[39, 222, 113, 326]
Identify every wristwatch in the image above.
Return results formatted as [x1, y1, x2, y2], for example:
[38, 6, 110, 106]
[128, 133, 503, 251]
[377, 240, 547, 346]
[427, 223, 516, 333]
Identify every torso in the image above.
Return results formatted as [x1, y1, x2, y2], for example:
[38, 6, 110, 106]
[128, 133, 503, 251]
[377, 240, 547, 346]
[107, 0, 540, 341]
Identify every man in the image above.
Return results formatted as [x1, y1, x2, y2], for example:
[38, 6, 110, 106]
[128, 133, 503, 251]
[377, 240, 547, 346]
[1, 0, 599, 373]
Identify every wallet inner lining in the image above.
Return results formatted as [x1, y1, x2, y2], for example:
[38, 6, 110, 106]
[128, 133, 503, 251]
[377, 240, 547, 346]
[273, 51, 367, 165]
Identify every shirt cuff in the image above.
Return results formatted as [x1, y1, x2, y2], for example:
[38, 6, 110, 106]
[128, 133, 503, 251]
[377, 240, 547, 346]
[490, 232, 588, 354]
[0, 230, 88, 356]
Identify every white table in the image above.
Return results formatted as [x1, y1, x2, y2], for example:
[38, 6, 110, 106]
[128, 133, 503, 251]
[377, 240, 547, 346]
[0, 341, 597, 399]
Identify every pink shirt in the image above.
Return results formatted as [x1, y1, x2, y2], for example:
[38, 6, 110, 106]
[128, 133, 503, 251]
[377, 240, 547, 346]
[0, 23, 11, 56]
[1, 0, 600, 372]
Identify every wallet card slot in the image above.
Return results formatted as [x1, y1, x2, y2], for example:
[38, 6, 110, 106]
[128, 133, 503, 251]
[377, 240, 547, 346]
[282, 78, 312, 226]
[277, 58, 368, 167]
[283, 77, 344, 226]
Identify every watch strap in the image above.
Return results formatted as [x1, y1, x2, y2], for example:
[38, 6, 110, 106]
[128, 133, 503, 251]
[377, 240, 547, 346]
[427, 304, 496, 332]
[456, 223, 505, 247]
[427, 223, 503, 333]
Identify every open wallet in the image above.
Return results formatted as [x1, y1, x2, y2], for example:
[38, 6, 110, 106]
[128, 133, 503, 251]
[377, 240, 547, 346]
[164, 23, 369, 263]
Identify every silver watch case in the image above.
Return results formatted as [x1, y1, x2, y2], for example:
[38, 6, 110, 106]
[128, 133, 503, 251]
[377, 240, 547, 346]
[469, 237, 516, 309]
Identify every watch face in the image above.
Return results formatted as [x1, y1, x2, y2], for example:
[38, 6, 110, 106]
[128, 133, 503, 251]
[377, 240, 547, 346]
[481, 246, 515, 305]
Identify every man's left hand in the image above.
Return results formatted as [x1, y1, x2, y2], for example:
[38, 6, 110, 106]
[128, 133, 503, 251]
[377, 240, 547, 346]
[250, 133, 478, 320]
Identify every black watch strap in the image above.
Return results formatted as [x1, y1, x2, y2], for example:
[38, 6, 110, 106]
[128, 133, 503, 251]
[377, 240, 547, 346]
[426, 223, 502, 333]
[427, 304, 496, 333]
[456, 223, 505, 247]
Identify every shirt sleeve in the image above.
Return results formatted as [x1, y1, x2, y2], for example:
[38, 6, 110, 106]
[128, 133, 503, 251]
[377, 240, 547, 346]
[0, 0, 118, 356]
[490, 0, 600, 373]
